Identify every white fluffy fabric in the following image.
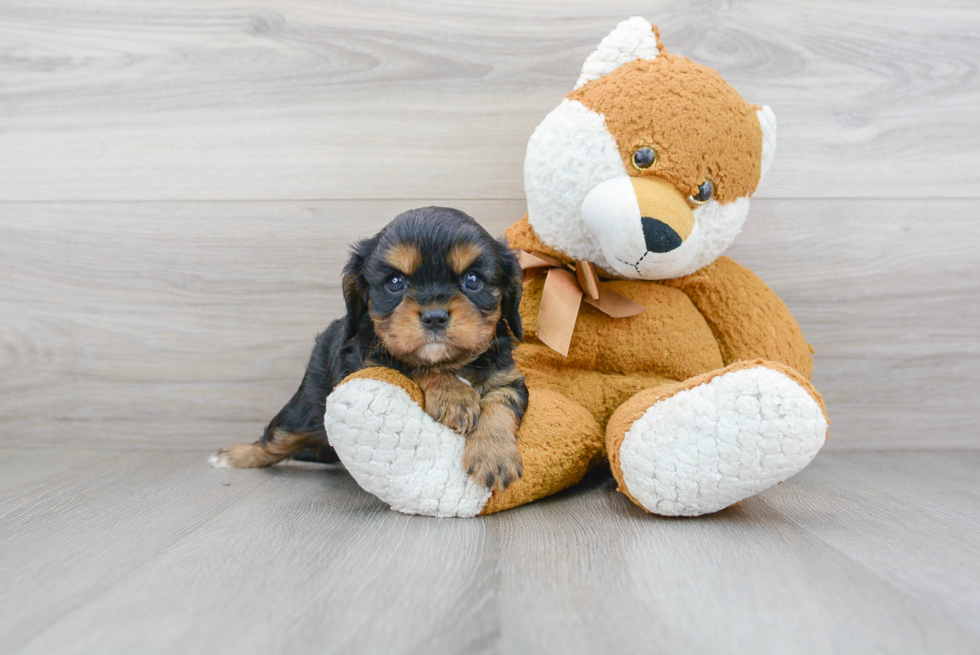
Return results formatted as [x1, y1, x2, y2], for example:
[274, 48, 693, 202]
[582, 175, 703, 279]
[525, 98, 625, 270]
[685, 196, 751, 276]
[576, 171, 750, 280]
[325, 378, 491, 518]
[757, 106, 777, 182]
[618, 366, 827, 516]
[574, 17, 661, 90]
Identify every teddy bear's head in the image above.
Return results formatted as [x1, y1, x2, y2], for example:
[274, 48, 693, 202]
[524, 17, 776, 280]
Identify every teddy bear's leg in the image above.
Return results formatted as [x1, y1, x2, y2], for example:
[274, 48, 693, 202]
[480, 383, 604, 515]
[325, 368, 603, 517]
[605, 360, 828, 517]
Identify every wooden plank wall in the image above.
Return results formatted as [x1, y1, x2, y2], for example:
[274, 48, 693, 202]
[1, 0, 978, 450]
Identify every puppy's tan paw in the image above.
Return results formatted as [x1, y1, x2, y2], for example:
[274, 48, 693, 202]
[462, 438, 523, 493]
[425, 385, 482, 435]
[208, 443, 280, 469]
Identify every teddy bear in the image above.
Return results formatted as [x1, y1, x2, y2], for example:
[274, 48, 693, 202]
[324, 17, 828, 518]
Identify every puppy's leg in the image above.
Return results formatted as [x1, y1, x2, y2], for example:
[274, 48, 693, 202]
[210, 388, 337, 469]
[210, 428, 315, 469]
[464, 367, 527, 493]
[415, 372, 481, 435]
[211, 321, 343, 469]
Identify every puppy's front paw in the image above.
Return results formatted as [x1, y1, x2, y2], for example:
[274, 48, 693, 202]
[463, 438, 523, 494]
[425, 384, 481, 435]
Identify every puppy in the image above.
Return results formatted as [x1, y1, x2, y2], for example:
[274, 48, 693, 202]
[210, 206, 528, 493]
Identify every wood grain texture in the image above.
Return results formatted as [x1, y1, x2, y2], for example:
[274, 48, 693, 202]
[1, 198, 977, 450]
[0, 0, 977, 201]
[0, 449, 977, 654]
[2, 3, 977, 653]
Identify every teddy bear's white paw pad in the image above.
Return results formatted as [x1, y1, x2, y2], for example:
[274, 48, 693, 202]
[325, 378, 491, 518]
[620, 366, 827, 516]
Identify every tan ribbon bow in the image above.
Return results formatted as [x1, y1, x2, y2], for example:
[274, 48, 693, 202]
[518, 250, 645, 357]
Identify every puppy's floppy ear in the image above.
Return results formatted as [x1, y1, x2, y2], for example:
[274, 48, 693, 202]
[342, 238, 374, 340]
[497, 239, 524, 341]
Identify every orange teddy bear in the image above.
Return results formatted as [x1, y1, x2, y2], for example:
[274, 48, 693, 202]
[325, 17, 828, 518]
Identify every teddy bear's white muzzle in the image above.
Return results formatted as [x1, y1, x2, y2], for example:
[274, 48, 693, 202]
[581, 175, 701, 280]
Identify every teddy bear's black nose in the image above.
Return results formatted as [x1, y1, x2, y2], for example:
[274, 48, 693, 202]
[641, 217, 683, 253]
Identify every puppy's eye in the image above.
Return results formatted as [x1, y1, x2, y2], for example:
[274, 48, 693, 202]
[631, 146, 658, 170]
[462, 272, 484, 292]
[385, 275, 406, 293]
[690, 180, 714, 205]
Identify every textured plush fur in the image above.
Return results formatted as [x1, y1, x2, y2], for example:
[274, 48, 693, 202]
[525, 17, 777, 281]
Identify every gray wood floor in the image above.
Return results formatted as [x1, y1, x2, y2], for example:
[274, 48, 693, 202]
[0, 449, 978, 654]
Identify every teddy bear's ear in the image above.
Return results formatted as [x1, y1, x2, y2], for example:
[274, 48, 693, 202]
[757, 105, 777, 182]
[574, 17, 665, 90]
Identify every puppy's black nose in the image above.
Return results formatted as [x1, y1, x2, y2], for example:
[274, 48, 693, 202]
[420, 308, 450, 330]
[641, 216, 683, 253]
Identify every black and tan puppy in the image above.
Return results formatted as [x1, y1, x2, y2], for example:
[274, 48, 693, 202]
[210, 207, 527, 492]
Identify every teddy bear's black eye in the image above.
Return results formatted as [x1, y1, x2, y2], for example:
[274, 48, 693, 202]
[386, 274, 406, 293]
[631, 146, 658, 170]
[462, 272, 484, 292]
[690, 180, 714, 205]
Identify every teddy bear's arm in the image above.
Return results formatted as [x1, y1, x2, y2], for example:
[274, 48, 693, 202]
[665, 256, 813, 379]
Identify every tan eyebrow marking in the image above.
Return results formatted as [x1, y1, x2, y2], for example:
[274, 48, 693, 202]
[448, 242, 483, 274]
[383, 242, 422, 275]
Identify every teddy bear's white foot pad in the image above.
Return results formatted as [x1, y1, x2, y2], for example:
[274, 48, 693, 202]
[619, 366, 827, 517]
[325, 377, 491, 518]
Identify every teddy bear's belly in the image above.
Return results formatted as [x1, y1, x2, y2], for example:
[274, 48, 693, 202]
[518, 277, 724, 380]
[515, 278, 724, 426]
